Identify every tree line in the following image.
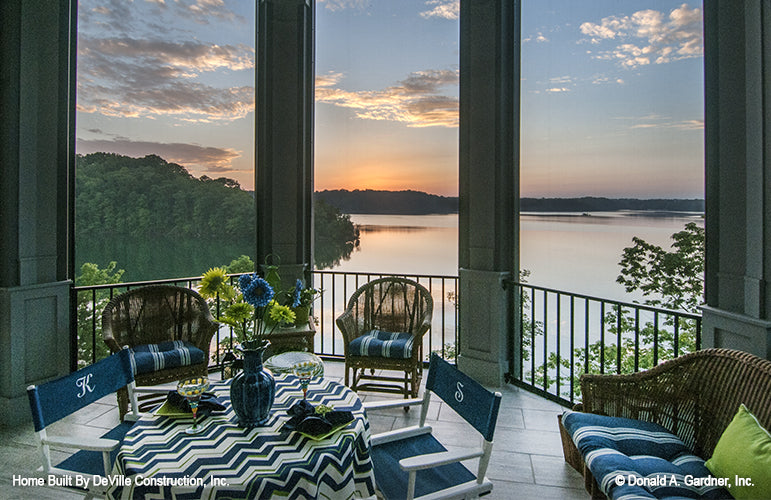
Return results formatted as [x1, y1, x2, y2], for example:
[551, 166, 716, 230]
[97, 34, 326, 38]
[316, 188, 705, 215]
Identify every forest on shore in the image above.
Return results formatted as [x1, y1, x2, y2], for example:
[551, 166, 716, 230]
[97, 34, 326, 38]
[75, 153, 359, 276]
[316, 188, 705, 215]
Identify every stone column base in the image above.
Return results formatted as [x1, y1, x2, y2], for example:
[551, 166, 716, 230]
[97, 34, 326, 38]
[0, 281, 71, 426]
[457, 269, 510, 386]
[701, 305, 771, 360]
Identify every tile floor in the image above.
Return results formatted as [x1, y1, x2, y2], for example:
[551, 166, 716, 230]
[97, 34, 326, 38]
[0, 360, 586, 499]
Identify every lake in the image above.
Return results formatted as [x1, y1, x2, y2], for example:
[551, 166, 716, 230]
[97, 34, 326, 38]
[330, 212, 705, 303]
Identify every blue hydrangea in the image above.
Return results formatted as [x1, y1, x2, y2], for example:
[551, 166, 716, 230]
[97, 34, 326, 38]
[292, 279, 303, 308]
[238, 273, 253, 291]
[240, 274, 274, 307]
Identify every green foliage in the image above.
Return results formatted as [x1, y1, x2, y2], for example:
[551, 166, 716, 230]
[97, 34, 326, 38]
[75, 261, 125, 367]
[524, 223, 704, 398]
[616, 222, 704, 313]
[76, 153, 255, 240]
[75, 153, 359, 275]
[431, 342, 457, 361]
[225, 255, 255, 274]
[314, 199, 360, 269]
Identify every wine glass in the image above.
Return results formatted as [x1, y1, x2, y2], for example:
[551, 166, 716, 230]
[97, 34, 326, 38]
[291, 361, 317, 400]
[176, 377, 210, 434]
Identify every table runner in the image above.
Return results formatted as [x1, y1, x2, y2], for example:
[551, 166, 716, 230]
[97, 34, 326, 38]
[107, 375, 375, 499]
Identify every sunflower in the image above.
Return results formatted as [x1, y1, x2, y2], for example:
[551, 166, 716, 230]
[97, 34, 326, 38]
[199, 267, 235, 301]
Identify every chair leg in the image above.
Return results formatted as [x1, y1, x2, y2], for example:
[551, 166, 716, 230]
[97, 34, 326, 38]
[117, 387, 129, 420]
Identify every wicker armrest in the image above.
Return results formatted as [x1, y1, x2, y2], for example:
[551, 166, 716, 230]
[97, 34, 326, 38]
[335, 309, 361, 348]
[102, 323, 123, 353]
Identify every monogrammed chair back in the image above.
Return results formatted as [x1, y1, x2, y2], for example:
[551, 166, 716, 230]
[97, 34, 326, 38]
[28, 349, 134, 432]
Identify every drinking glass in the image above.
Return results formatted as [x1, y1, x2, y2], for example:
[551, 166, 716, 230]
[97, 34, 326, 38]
[176, 377, 210, 434]
[291, 361, 317, 400]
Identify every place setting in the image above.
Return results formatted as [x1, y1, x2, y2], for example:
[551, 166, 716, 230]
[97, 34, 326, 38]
[279, 360, 355, 440]
[152, 376, 226, 434]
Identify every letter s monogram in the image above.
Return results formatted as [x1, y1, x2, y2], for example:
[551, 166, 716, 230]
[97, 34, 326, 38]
[455, 381, 464, 403]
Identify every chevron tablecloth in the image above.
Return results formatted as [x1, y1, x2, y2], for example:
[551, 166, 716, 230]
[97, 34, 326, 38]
[107, 375, 375, 499]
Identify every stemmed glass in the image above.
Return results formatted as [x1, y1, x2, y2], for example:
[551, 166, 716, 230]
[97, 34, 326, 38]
[291, 361, 317, 400]
[176, 377, 210, 435]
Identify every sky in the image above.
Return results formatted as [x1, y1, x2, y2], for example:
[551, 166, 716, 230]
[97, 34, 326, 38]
[75, 0, 704, 199]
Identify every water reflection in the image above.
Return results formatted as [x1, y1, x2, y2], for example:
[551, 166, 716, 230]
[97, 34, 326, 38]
[336, 212, 704, 301]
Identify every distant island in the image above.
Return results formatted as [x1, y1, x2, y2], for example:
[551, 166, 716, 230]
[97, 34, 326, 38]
[315, 189, 705, 215]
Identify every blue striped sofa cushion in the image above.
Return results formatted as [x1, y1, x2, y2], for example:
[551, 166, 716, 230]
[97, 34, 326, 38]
[349, 330, 414, 359]
[562, 410, 732, 500]
[129, 340, 205, 375]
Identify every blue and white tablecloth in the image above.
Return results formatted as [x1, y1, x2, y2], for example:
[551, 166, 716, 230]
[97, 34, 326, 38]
[107, 376, 375, 499]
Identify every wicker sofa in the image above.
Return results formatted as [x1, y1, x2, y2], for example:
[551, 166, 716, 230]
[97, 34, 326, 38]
[558, 348, 771, 499]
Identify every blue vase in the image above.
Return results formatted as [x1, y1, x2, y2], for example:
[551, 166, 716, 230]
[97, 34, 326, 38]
[230, 345, 276, 428]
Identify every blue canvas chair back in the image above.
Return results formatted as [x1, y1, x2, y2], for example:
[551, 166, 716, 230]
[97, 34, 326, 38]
[425, 353, 501, 442]
[28, 349, 134, 432]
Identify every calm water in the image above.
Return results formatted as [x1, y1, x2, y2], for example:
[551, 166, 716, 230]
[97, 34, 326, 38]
[330, 212, 704, 303]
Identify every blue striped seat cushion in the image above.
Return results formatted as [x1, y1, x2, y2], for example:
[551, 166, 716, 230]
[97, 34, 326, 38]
[562, 410, 732, 499]
[349, 330, 414, 359]
[129, 340, 205, 375]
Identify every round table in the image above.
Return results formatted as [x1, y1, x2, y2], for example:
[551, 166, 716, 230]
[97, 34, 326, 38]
[107, 375, 374, 499]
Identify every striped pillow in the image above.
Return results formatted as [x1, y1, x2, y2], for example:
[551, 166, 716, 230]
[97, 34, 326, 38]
[562, 410, 731, 499]
[349, 330, 414, 359]
[128, 340, 205, 375]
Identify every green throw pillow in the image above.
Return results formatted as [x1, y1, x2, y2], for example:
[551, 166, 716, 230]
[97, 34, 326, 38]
[705, 404, 771, 500]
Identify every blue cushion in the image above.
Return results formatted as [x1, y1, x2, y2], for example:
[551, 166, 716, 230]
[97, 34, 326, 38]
[129, 340, 204, 375]
[349, 330, 413, 359]
[562, 410, 732, 500]
[372, 432, 476, 499]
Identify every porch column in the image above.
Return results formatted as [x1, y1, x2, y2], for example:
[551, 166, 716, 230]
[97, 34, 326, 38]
[255, 0, 314, 284]
[0, 0, 75, 424]
[702, 0, 771, 360]
[457, 0, 521, 385]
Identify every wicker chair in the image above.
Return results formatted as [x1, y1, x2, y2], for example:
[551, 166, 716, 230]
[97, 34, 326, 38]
[336, 277, 433, 398]
[558, 348, 771, 499]
[102, 285, 218, 418]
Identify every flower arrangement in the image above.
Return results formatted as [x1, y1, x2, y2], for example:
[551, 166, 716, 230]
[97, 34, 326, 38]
[198, 266, 318, 348]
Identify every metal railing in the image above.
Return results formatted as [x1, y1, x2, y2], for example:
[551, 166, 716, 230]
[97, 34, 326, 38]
[507, 281, 702, 407]
[72, 271, 459, 370]
[72, 274, 702, 409]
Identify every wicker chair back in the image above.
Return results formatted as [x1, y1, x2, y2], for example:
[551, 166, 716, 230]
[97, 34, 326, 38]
[101, 285, 217, 417]
[580, 348, 771, 459]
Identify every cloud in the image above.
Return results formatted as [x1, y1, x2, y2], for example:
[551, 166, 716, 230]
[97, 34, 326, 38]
[77, 137, 242, 172]
[316, 69, 459, 128]
[523, 32, 549, 43]
[78, 36, 254, 122]
[420, 0, 459, 21]
[579, 3, 702, 68]
[317, 0, 370, 12]
[80, 37, 253, 74]
[618, 114, 704, 131]
[592, 75, 625, 85]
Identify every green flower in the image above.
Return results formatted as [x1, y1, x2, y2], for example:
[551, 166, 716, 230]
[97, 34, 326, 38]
[269, 303, 296, 326]
[199, 267, 235, 301]
[222, 301, 254, 324]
